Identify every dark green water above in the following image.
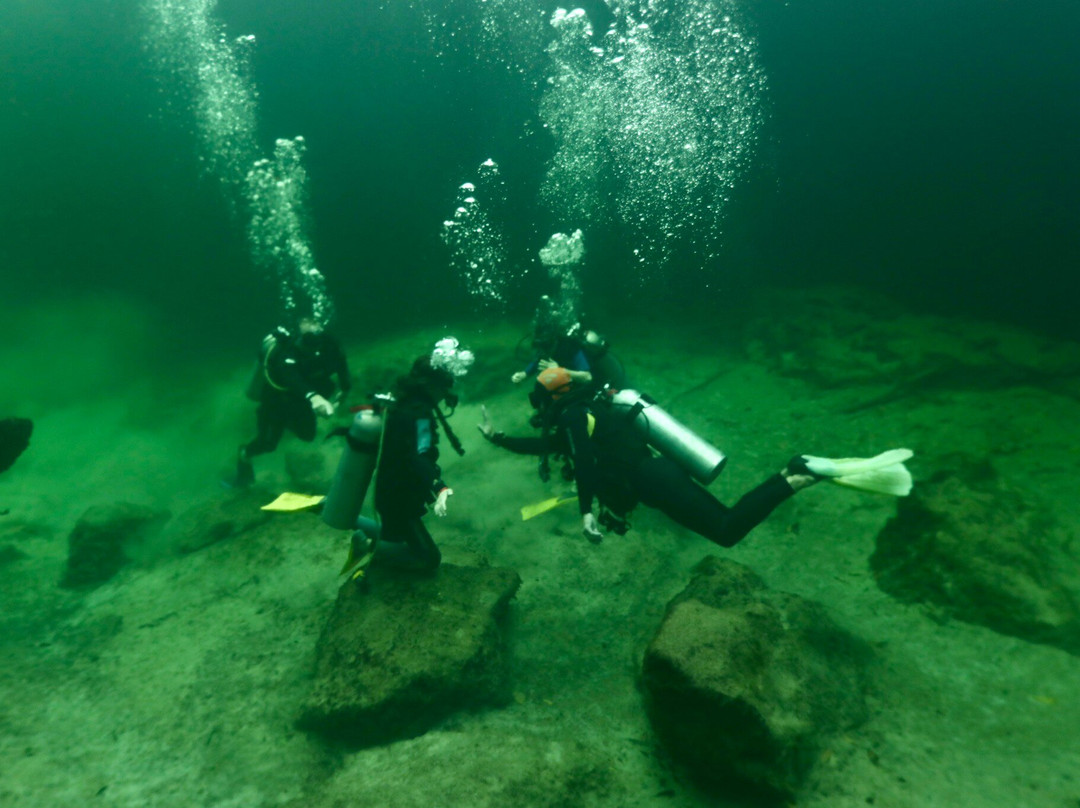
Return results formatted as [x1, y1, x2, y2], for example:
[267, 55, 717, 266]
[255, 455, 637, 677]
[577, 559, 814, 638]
[1, 0, 1077, 356]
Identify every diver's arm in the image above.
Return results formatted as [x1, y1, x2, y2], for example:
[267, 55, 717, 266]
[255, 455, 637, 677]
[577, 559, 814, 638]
[478, 405, 548, 455]
[412, 417, 447, 502]
[561, 408, 598, 515]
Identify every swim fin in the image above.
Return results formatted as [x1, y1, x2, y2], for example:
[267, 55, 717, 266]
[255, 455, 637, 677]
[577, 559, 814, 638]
[802, 449, 914, 496]
[261, 492, 326, 512]
[521, 495, 578, 521]
[339, 532, 376, 577]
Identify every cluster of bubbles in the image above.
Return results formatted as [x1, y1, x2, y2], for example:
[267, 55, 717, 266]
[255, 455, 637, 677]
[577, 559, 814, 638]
[247, 138, 333, 325]
[440, 159, 510, 308]
[538, 229, 585, 327]
[143, 0, 259, 203]
[540, 0, 767, 271]
[142, 0, 333, 325]
[410, 0, 549, 85]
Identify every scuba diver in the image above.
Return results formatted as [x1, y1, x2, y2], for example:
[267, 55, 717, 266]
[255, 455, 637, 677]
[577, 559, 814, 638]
[511, 297, 627, 392]
[0, 417, 32, 475]
[323, 338, 474, 575]
[480, 368, 911, 546]
[231, 317, 351, 487]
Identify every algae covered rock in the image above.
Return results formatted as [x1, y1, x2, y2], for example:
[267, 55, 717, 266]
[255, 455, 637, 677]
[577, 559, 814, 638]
[61, 503, 167, 589]
[871, 463, 1080, 654]
[300, 563, 521, 747]
[172, 489, 271, 554]
[641, 556, 872, 799]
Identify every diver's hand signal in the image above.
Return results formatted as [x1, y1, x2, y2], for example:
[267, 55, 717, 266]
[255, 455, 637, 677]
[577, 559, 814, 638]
[477, 405, 495, 440]
[582, 512, 603, 544]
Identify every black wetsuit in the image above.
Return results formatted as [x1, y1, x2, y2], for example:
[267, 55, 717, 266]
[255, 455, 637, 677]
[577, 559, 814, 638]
[372, 393, 447, 572]
[494, 399, 795, 548]
[244, 330, 351, 458]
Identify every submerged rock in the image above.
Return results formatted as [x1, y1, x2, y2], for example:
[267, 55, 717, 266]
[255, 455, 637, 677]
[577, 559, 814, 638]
[172, 489, 271, 554]
[61, 503, 167, 589]
[871, 462, 1080, 654]
[0, 417, 32, 473]
[642, 557, 872, 800]
[299, 563, 521, 747]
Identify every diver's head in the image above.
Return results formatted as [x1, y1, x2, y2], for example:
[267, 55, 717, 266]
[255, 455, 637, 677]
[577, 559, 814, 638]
[532, 324, 561, 356]
[404, 356, 456, 406]
[401, 337, 473, 408]
[537, 366, 574, 401]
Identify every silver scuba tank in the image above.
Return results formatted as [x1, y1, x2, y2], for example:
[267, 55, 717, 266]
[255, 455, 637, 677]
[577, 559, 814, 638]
[322, 408, 383, 530]
[606, 389, 727, 484]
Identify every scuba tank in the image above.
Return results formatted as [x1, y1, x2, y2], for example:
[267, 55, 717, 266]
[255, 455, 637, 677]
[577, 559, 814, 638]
[606, 389, 727, 484]
[322, 407, 384, 530]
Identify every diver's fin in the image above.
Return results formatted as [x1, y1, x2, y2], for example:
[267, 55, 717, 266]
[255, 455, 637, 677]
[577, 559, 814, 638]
[339, 533, 376, 576]
[521, 495, 578, 521]
[803, 449, 914, 496]
[261, 492, 326, 512]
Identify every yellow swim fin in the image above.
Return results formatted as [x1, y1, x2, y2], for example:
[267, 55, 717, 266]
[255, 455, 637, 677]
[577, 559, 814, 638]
[261, 492, 326, 512]
[521, 495, 578, 521]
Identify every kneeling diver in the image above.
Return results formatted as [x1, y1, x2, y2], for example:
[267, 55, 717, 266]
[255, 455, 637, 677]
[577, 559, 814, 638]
[323, 338, 474, 575]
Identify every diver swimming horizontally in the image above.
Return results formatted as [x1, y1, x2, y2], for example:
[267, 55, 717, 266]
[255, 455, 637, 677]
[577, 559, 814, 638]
[480, 367, 912, 545]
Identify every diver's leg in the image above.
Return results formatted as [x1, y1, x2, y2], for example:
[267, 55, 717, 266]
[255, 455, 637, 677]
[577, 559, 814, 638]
[355, 515, 381, 539]
[245, 397, 286, 458]
[286, 396, 318, 443]
[635, 457, 794, 548]
[232, 398, 285, 485]
[374, 510, 441, 573]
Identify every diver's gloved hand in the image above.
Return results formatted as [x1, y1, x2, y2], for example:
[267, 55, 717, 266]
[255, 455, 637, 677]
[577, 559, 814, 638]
[477, 405, 496, 440]
[308, 393, 335, 417]
[582, 512, 603, 544]
[511, 371, 527, 384]
[537, 358, 557, 371]
[434, 487, 453, 517]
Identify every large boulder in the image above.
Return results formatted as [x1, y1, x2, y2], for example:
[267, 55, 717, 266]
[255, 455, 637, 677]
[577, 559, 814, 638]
[61, 503, 167, 589]
[299, 563, 521, 747]
[642, 557, 872, 799]
[871, 462, 1080, 654]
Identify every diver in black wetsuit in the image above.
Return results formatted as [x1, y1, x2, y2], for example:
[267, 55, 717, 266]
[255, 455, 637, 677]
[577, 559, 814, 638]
[363, 356, 468, 573]
[510, 298, 627, 392]
[334, 339, 473, 575]
[479, 368, 820, 546]
[233, 318, 351, 486]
